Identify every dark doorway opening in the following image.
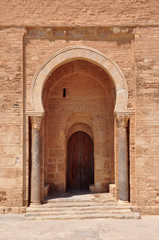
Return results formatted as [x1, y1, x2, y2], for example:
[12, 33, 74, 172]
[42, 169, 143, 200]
[67, 131, 94, 191]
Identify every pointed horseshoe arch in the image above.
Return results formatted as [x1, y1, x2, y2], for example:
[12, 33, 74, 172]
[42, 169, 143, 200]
[31, 46, 128, 114]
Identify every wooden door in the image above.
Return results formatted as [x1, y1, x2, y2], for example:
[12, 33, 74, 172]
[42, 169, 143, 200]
[67, 131, 94, 191]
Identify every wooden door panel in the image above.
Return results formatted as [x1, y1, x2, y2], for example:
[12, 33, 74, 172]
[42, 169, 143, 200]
[67, 132, 79, 190]
[67, 131, 94, 191]
[82, 132, 94, 189]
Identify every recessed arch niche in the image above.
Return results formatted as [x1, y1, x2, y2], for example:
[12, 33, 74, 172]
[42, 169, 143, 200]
[41, 59, 115, 193]
[29, 46, 129, 202]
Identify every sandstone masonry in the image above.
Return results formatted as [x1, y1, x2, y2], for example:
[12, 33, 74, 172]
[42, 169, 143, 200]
[0, 0, 159, 214]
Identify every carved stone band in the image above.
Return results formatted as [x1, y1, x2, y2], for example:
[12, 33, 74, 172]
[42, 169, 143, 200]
[30, 116, 42, 130]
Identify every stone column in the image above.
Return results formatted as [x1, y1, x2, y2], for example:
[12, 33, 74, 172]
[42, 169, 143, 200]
[116, 114, 129, 202]
[30, 116, 42, 204]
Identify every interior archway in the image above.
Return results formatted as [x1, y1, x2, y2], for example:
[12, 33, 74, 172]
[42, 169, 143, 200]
[42, 59, 115, 194]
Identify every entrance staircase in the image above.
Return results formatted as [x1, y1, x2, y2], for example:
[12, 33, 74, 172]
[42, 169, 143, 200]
[25, 192, 140, 220]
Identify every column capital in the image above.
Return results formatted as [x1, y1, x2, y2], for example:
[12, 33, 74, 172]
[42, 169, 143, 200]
[116, 114, 129, 128]
[30, 116, 43, 130]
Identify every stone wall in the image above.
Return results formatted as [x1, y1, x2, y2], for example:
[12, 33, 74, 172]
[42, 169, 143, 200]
[134, 27, 159, 213]
[0, 0, 158, 26]
[0, 1, 159, 213]
[0, 28, 25, 207]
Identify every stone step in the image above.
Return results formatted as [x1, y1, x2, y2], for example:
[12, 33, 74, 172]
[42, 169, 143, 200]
[45, 193, 114, 203]
[26, 205, 131, 212]
[54, 201, 115, 204]
[25, 209, 131, 216]
[47, 199, 115, 203]
[25, 193, 141, 220]
[31, 201, 123, 208]
[25, 212, 141, 220]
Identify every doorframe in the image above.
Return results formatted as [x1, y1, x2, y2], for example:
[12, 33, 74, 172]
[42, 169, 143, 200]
[65, 121, 94, 193]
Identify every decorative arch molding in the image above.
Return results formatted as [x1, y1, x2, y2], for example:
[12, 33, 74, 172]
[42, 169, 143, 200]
[31, 46, 128, 114]
[65, 112, 94, 141]
[67, 123, 94, 142]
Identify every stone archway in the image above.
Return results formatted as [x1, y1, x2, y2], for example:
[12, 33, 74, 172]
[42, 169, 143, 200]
[31, 46, 128, 114]
[29, 46, 131, 204]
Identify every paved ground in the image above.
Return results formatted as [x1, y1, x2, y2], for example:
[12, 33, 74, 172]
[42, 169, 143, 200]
[0, 215, 159, 240]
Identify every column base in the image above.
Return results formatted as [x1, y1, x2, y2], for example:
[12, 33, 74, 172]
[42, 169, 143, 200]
[30, 202, 41, 207]
[117, 200, 129, 205]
